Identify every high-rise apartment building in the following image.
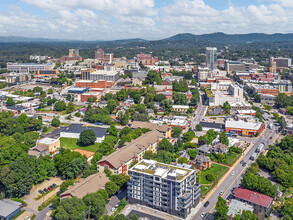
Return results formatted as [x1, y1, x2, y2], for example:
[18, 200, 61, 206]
[206, 47, 217, 70]
[95, 49, 105, 60]
[128, 159, 201, 218]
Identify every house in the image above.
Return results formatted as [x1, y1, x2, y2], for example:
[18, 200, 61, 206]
[233, 188, 273, 219]
[129, 121, 172, 138]
[120, 98, 135, 108]
[210, 143, 229, 154]
[227, 199, 254, 220]
[190, 155, 211, 170]
[60, 172, 108, 200]
[197, 145, 211, 155]
[98, 130, 164, 174]
[60, 124, 107, 143]
[161, 78, 172, 85]
[37, 138, 60, 154]
[28, 145, 48, 158]
[132, 77, 142, 86]
[73, 149, 95, 162]
[0, 199, 22, 220]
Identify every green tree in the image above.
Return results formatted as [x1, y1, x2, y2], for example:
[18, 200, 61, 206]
[107, 125, 118, 138]
[219, 131, 229, 146]
[54, 100, 66, 111]
[51, 118, 60, 127]
[187, 149, 198, 160]
[59, 179, 76, 194]
[6, 97, 15, 106]
[54, 197, 87, 220]
[206, 173, 215, 182]
[178, 157, 188, 164]
[214, 196, 228, 220]
[105, 181, 119, 196]
[183, 129, 195, 142]
[173, 92, 188, 105]
[48, 88, 53, 94]
[154, 150, 175, 164]
[223, 101, 230, 114]
[158, 138, 174, 153]
[196, 124, 202, 131]
[83, 193, 106, 219]
[172, 127, 182, 138]
[234, 210, 260, 220]
[79, 129, 96, 146]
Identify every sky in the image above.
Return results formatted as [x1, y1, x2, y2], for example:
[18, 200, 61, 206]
[0, 0, 293, 41]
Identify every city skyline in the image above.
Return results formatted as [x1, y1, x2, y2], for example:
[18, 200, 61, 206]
[0, 0, 293, 40]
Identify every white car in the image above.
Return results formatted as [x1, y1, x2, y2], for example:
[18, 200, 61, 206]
[219, 190, 224, 195]
[231, 171, 234, 176]
[201, 212, 206, 218]
[24, 217, 31, 220]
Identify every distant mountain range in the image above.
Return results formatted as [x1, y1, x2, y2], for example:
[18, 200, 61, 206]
[1, 32, 293, 49]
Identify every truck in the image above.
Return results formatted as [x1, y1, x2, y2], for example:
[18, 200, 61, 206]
[250, 152, 258, 160]
[256, 143, 264, 153]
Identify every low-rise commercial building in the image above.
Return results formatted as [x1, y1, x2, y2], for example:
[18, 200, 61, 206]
[128, 159, 201, 218]
[0, 199, 22, 220]
[60, 124, 107, 143]
[225, 120, 265, 136]
[76, 80, 113, 89]
[172, 105, 189, 113]
[7, 63, 55, 73]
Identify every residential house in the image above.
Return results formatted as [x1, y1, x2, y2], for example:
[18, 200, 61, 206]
[197, 145, 211, 155]
[227, 199, 254, 220]
[60, 172, 108, 200]
[210, 143, 229, 154]
[28, 145, 48, 158]
[73, 149, 95, 162]
[190, 155, 212, 170]
[233, 188, 273, 219]
[98, 130, 164, 174]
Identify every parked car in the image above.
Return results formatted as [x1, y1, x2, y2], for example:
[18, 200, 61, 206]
[240, 160, 244, 164]
[48, 187, 52, 191]
[204, 201, 210, 207]
[219, 190, 223, 195]
[52, 183, 57, 188]
[38, 190, 44, 194]
[44, 188, 49, 192]
[231, 171, 234, 176]
[242, 162, 247, 167]
[201, 213, 206, 218]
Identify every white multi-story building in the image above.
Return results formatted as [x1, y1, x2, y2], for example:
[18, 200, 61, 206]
[206, 82, 245, 106]
[206, 47, 217, 70]
[128, 159, 201, 218]
[7, 63, 55, 73]
[90, 70, 120, 82]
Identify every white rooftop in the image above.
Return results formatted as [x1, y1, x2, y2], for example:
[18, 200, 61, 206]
[226, 120, 262, 130]
[37, 137, 59, 145]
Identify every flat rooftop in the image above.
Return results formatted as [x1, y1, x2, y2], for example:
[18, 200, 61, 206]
[91, 70, 118, 76]
[131, 159, 194, 181]
[37, 137, 59, 145]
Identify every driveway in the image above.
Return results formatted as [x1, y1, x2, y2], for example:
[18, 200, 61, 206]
[22, 177, 63, 213]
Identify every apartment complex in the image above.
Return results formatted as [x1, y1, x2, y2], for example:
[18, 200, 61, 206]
[206, 47, 217, 70]
[205, 82, 245, 106]
[7, 63, 55, 73]
[128, 159, 201, 218]
[98, 130, 164, 174]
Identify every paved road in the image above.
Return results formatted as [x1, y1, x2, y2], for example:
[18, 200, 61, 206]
[192, 116, 278, 219]
[190, 93, 207, 130]
[34, 205, 53, 220]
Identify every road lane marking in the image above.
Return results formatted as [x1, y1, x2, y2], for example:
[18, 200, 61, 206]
[204, 162, 250, 219]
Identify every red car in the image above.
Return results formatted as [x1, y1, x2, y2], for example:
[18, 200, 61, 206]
[48, 187, 53, 191]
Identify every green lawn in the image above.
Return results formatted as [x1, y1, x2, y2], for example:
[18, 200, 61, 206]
[42, 126, 57, 134]
[197, 163, 229, 197]
[226, 152, 241, 166]
[60, 137, 100, 152]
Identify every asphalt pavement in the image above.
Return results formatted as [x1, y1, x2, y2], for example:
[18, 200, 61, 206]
[192, 115, 278, 220]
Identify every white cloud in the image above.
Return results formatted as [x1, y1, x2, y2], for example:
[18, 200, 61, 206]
[0, 0, 291, 40]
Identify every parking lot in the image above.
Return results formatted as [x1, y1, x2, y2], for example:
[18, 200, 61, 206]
[22, 177, 63, 213]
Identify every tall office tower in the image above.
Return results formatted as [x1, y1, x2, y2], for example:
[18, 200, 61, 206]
[206, 47, 217, 70]
[128, 159, 201, 218]
[68, 49, 79, 57]
[95, 48, 105, 60]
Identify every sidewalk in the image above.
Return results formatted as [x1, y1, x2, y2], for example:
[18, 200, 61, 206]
[200, 141, 254, 204]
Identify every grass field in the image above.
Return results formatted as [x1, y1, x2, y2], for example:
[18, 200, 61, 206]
[60, 137, 100, 152]
[198, 163, 229, 197]
[226, 152, 241, 166]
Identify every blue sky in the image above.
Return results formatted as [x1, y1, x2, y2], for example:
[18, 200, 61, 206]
[0, 0, 292, 40]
